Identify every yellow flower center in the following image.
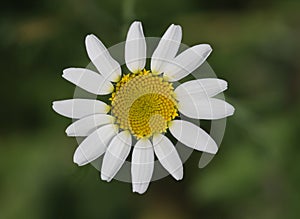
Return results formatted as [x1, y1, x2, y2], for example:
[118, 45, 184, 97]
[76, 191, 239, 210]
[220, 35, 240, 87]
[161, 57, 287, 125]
[110, 69, 178, 139]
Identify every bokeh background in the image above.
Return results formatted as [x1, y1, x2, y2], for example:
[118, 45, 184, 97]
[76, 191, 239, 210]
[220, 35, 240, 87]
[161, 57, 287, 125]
[1, 0, 300, 218]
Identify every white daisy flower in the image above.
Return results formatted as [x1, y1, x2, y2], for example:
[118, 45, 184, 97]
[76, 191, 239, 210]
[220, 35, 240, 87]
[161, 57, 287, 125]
[52, 21, 234, 194]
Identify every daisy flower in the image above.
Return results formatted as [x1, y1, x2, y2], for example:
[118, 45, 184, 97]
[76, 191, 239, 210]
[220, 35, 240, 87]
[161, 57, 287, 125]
[52, 21, 234, 194]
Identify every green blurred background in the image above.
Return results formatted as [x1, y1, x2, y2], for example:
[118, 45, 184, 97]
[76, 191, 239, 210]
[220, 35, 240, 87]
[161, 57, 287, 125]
[1, 0, 300, 218]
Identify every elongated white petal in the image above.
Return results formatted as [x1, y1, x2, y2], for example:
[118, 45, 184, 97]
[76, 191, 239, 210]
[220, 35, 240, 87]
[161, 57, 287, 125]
[85, 34, 121, 82]
[101, 131, 132, 182]
[62, 68, 114, 95]
[152, 134, 183, 180]
[125, 21, 146, 73]
[169, 120, 218, 154]
[163, 44, 212, 82]
[73, 124, 118, 166]
[131, 139, 154, 194]
[178, 97, 235, 120]
[65, 114, 115, 137]
[52, 99, 110, 119]
[175, 78, 227, 100]
[151, 24, 182, 74]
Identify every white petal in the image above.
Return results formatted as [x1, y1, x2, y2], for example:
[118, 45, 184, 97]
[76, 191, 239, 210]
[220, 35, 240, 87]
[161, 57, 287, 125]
[85, 34, 121, 82]
[152, 134, 183, 180]
[73, 124, 118, 166]
[169, 120, 218, 154]
[62, 68, 114, 95]
[131, 138, 154, 194]
[125, 21, 146, 73]
[65, 114, 115, 137]
[101, 131, 132, 182]
[151, 24, 182, 74]
[178, 97, 235, 120]
[52, 99, 110, 119]
[175, 78, 227, 100]
[163, 44, 212, 82]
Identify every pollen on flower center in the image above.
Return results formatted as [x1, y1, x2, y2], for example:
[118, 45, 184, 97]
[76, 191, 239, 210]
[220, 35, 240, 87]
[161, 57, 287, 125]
[110, 69, 178, 139]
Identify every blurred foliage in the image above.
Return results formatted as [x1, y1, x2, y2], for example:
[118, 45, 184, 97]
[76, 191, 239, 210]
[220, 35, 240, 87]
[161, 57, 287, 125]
[1, 0, 300, 218]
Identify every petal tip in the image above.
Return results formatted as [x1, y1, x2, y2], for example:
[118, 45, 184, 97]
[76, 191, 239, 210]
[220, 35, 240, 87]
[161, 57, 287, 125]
[207, 143, 218, 154]
[229, 105, 235, 116]
[132, 21, 142, 26]
[175, 24, 182, 32]
[85, 34, 95, 40]
[194, 44, 213, 58]
[73, 149, 88, 166]
[100, 173, 111, 182]
[205, 44, 213, 56]
[224, 102, 235, 117]
[62, 69, 71, 80]
[132, 183, 147, 194]
[65, 126, 74, 136]
[172, 167, 183, 180]
[85, 34, 99, 48]
[201, 43, 212, 50]
[52, 101, 59, 112]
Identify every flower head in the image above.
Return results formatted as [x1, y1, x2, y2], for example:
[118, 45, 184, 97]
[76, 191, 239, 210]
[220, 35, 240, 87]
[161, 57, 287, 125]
[52, 21, 234, 194]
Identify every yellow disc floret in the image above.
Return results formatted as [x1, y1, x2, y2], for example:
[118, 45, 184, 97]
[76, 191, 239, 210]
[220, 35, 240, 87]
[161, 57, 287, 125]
[111, 69, 178, 139]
